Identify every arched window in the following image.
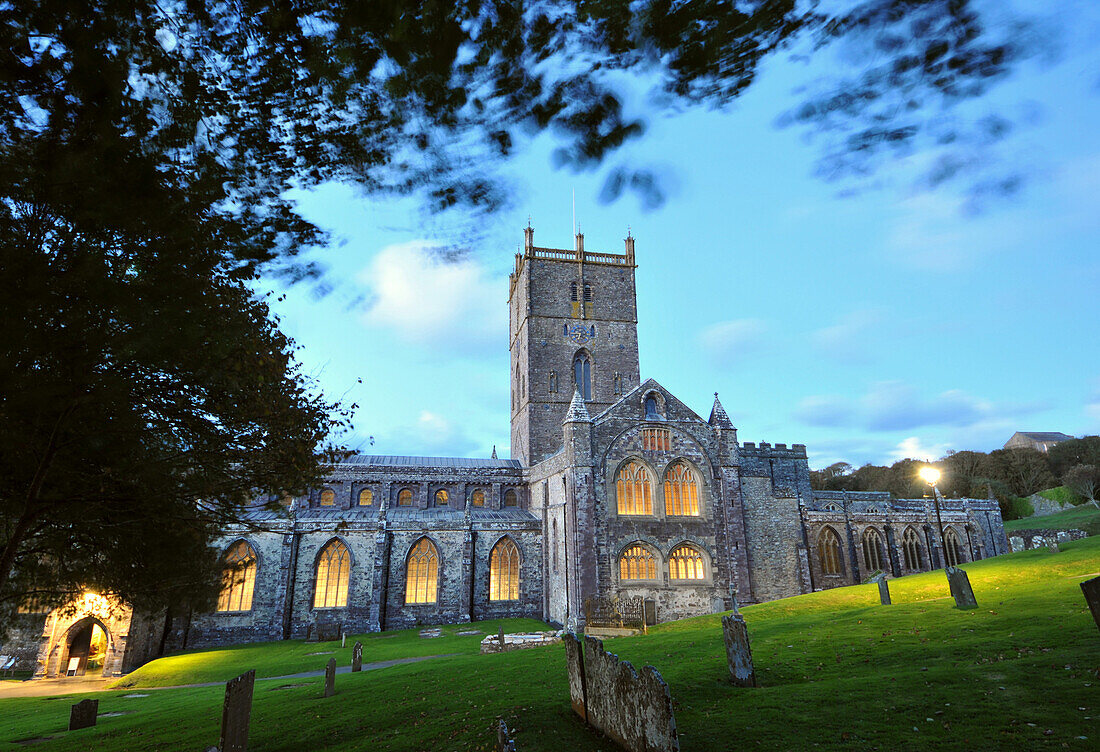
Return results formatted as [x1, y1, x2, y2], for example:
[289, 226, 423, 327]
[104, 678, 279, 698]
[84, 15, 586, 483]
[669, 545, 705, 580]
[549, 371, 558, 394]
[862, 528, 884, 571]
[583, 284, 592, 302]
[319, 488, 335, 506]
[405, 538, 439, 604]
[644, 395, 660, 419]
[504, 489, 518, 507]
[489, 538, 520, 601]
[434, 489, 449, 506]
[664, 462, 700, 516]
[822, 503, 841, 512]
[619, 545, 657, 580]
[616, 461, 653, 515]
[358, 489, 373, 506]
[819, 528, 842, 575]
[398, 488, 413, 506]
[216, 541, 257, 612]
[314, 540, 350, 609]
[471, 489, 485, 507]
[613, 372, 622, 396]
[573, 352, 591, 400]
[943, 528, 964, 567]
[570, 281, 578, 301]
[902, 527, 922, 570]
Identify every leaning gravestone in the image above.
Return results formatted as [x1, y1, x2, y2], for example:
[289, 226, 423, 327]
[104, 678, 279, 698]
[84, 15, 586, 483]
[1081, 576, 1100, 634]
[946, 566, 978, 610]
[68, 698, 98, 731]
[721, 613, 757, 688]
[497, 718, 517, 752]
[352, 641, 363, 672]
[220, 669, 255, 752]
[878, 578, 892, 605]
[324, 657, 336, 697]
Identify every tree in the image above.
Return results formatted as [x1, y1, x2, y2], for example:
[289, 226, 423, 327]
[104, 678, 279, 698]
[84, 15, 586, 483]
[809, 462, 853, 490]
[1, 1, 1052, 618]
[987, 448, 1055, 498]
[1047, 437, 1100, 478]
[1063, 465, 1100, 506]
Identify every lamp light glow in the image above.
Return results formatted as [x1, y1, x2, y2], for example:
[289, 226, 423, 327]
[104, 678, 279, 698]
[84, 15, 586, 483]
[919, 466, 941, 485]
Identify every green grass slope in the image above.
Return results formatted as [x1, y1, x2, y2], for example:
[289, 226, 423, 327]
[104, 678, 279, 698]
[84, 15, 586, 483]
[3, 538, 1098, 751]
[1004, 504, 1100, 535]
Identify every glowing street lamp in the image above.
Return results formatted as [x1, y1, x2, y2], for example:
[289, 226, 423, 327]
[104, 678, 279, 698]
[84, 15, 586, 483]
[920, 464, 948, 568]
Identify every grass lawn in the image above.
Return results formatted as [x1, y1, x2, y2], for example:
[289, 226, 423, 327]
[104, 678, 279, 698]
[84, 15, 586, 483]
[2, 538, 1098, 751]
[1004, 504, 1100, 535]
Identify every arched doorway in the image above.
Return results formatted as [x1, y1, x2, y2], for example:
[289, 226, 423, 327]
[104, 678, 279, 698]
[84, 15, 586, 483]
[62, 618, 110, 677]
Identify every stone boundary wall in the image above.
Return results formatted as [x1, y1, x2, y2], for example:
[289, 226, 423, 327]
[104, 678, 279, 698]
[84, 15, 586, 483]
[1008, 529, 1088, 552]
[563, 632, 679, 752]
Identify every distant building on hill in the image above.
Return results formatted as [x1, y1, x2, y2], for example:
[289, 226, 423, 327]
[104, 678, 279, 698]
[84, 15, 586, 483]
[10, 226, 1009, 679]
[1003, 432, 1074, 453]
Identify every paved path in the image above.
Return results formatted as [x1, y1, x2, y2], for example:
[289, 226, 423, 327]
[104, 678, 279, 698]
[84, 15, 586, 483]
[0, 654, 452, 699]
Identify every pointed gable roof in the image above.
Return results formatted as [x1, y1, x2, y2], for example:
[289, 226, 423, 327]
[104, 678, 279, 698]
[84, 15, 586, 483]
[563, 386, 591, 423]
[709, 392, 734, 430]
[591, 377, 707, 425]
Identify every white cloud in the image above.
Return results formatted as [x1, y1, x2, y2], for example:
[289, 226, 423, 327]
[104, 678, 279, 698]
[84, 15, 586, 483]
[811, 309, 882, 362]
[378, 410, 481, 457]
[889, 436, 951, 463]
[359, 241, 505, 353]
[697, 319, 769, 366]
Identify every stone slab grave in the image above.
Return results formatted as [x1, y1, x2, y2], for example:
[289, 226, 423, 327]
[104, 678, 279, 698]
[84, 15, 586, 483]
[324, 657, 336, 697]
[946, 567, 978, 610]
[68, 698, 98, 731]
[1082, 576, 1100, 634]
[419, 627, 443, 639]
[563, 632, 679, 752]
[721, 614, 757, 687]
[480, 631, 562, 654]
[220, 669, 255, 752]
[352, 641, 363, 672]
[878, 578, 891, 605]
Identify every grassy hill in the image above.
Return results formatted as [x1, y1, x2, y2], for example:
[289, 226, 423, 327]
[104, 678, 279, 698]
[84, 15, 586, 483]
[1004, 503, 1100, 536]
[3, 537, 1098, 751]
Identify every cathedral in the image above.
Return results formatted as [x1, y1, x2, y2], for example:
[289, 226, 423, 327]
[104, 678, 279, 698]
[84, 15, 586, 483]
[21, 227, 1009, 678]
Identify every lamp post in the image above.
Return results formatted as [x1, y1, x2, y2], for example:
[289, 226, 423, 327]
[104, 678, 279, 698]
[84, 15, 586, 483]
[919, 465, 947, 569]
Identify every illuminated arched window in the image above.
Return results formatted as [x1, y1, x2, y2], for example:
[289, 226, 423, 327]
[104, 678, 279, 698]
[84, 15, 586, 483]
[616, 461, 653, 515]
[669, 545, 705, 580]
[619, 545, 657, 580]
[664, 462, 700, 516]
[434, 489, 449, 506]
[489, 538, 520, 601]
[471, 489, 485, 507]
[504, 489, 518, 507]
[319, 488, 335, 506]
[406, 538, 439, 604]
[819, 527, 842, 575]
[862, 528, 884, 571]
[944, 528, 964, 567]
[314, 540, 350, 608]
[398, 488, 413, 506]
[573, 352, 591, 400]
[358, 488, 373, 506]
[903, 527, 922, 570]
[216, 541, 257, 612]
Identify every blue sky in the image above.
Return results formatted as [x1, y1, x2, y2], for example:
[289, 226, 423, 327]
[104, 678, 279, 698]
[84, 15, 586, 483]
[268, 1, 1100, 469]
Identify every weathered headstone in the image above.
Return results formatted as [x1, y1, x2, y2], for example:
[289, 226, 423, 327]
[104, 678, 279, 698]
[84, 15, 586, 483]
[1009, 536, 1024, 552]
[946, 566, 978, 609]
[498, 625, 506, 653]
[563, 632, 588, 722]
[219, 669, 255, 752]
[351, 641, 363, 672]
[1044, 536, 1060, 554]
[1081, 576, 1100, 634]
[324, 657, 336, 697]
[68, 698, 98, 731]
[341, 632, 346, 648]
[721, 614, 757, 687]
[497, 718, 517, 752]
[878, 578, 892, 605]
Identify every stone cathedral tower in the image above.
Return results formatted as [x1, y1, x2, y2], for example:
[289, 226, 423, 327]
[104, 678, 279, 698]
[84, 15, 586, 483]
[508, 225, 641, 465]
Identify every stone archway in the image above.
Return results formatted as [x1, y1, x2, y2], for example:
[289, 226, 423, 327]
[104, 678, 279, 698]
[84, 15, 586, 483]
[34, 593, 135, 679]
[58, 616, 112, 677]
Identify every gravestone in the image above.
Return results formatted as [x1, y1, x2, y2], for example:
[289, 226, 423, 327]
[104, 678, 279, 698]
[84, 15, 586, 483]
[721, 614, 757, 688]
[1009, 536, 1024, 552]
[68, 698, 98, 731]
[324, 657, 336, 697]
[312, 622, 340, 642]
[497, 718, 517, 752]
[946, 566, 978, 610]
[878, 578, 891, 605]
[219, 669, 255, 752]
[352, 641, 363, 672]
[341, 632, 346, 648]
[563, 632, 588, 721]
[498, 625, 505, 652]
[1044, 536, 1060, 554]
[1081, 576, 1100, 634]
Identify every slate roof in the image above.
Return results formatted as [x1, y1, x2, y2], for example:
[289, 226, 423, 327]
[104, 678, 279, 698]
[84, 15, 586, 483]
[337, 454, 523, 469]
[1014, 432, 1074, 442]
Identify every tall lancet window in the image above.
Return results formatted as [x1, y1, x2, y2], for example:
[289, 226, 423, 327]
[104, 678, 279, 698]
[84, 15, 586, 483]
[573, 352, 591, 400]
